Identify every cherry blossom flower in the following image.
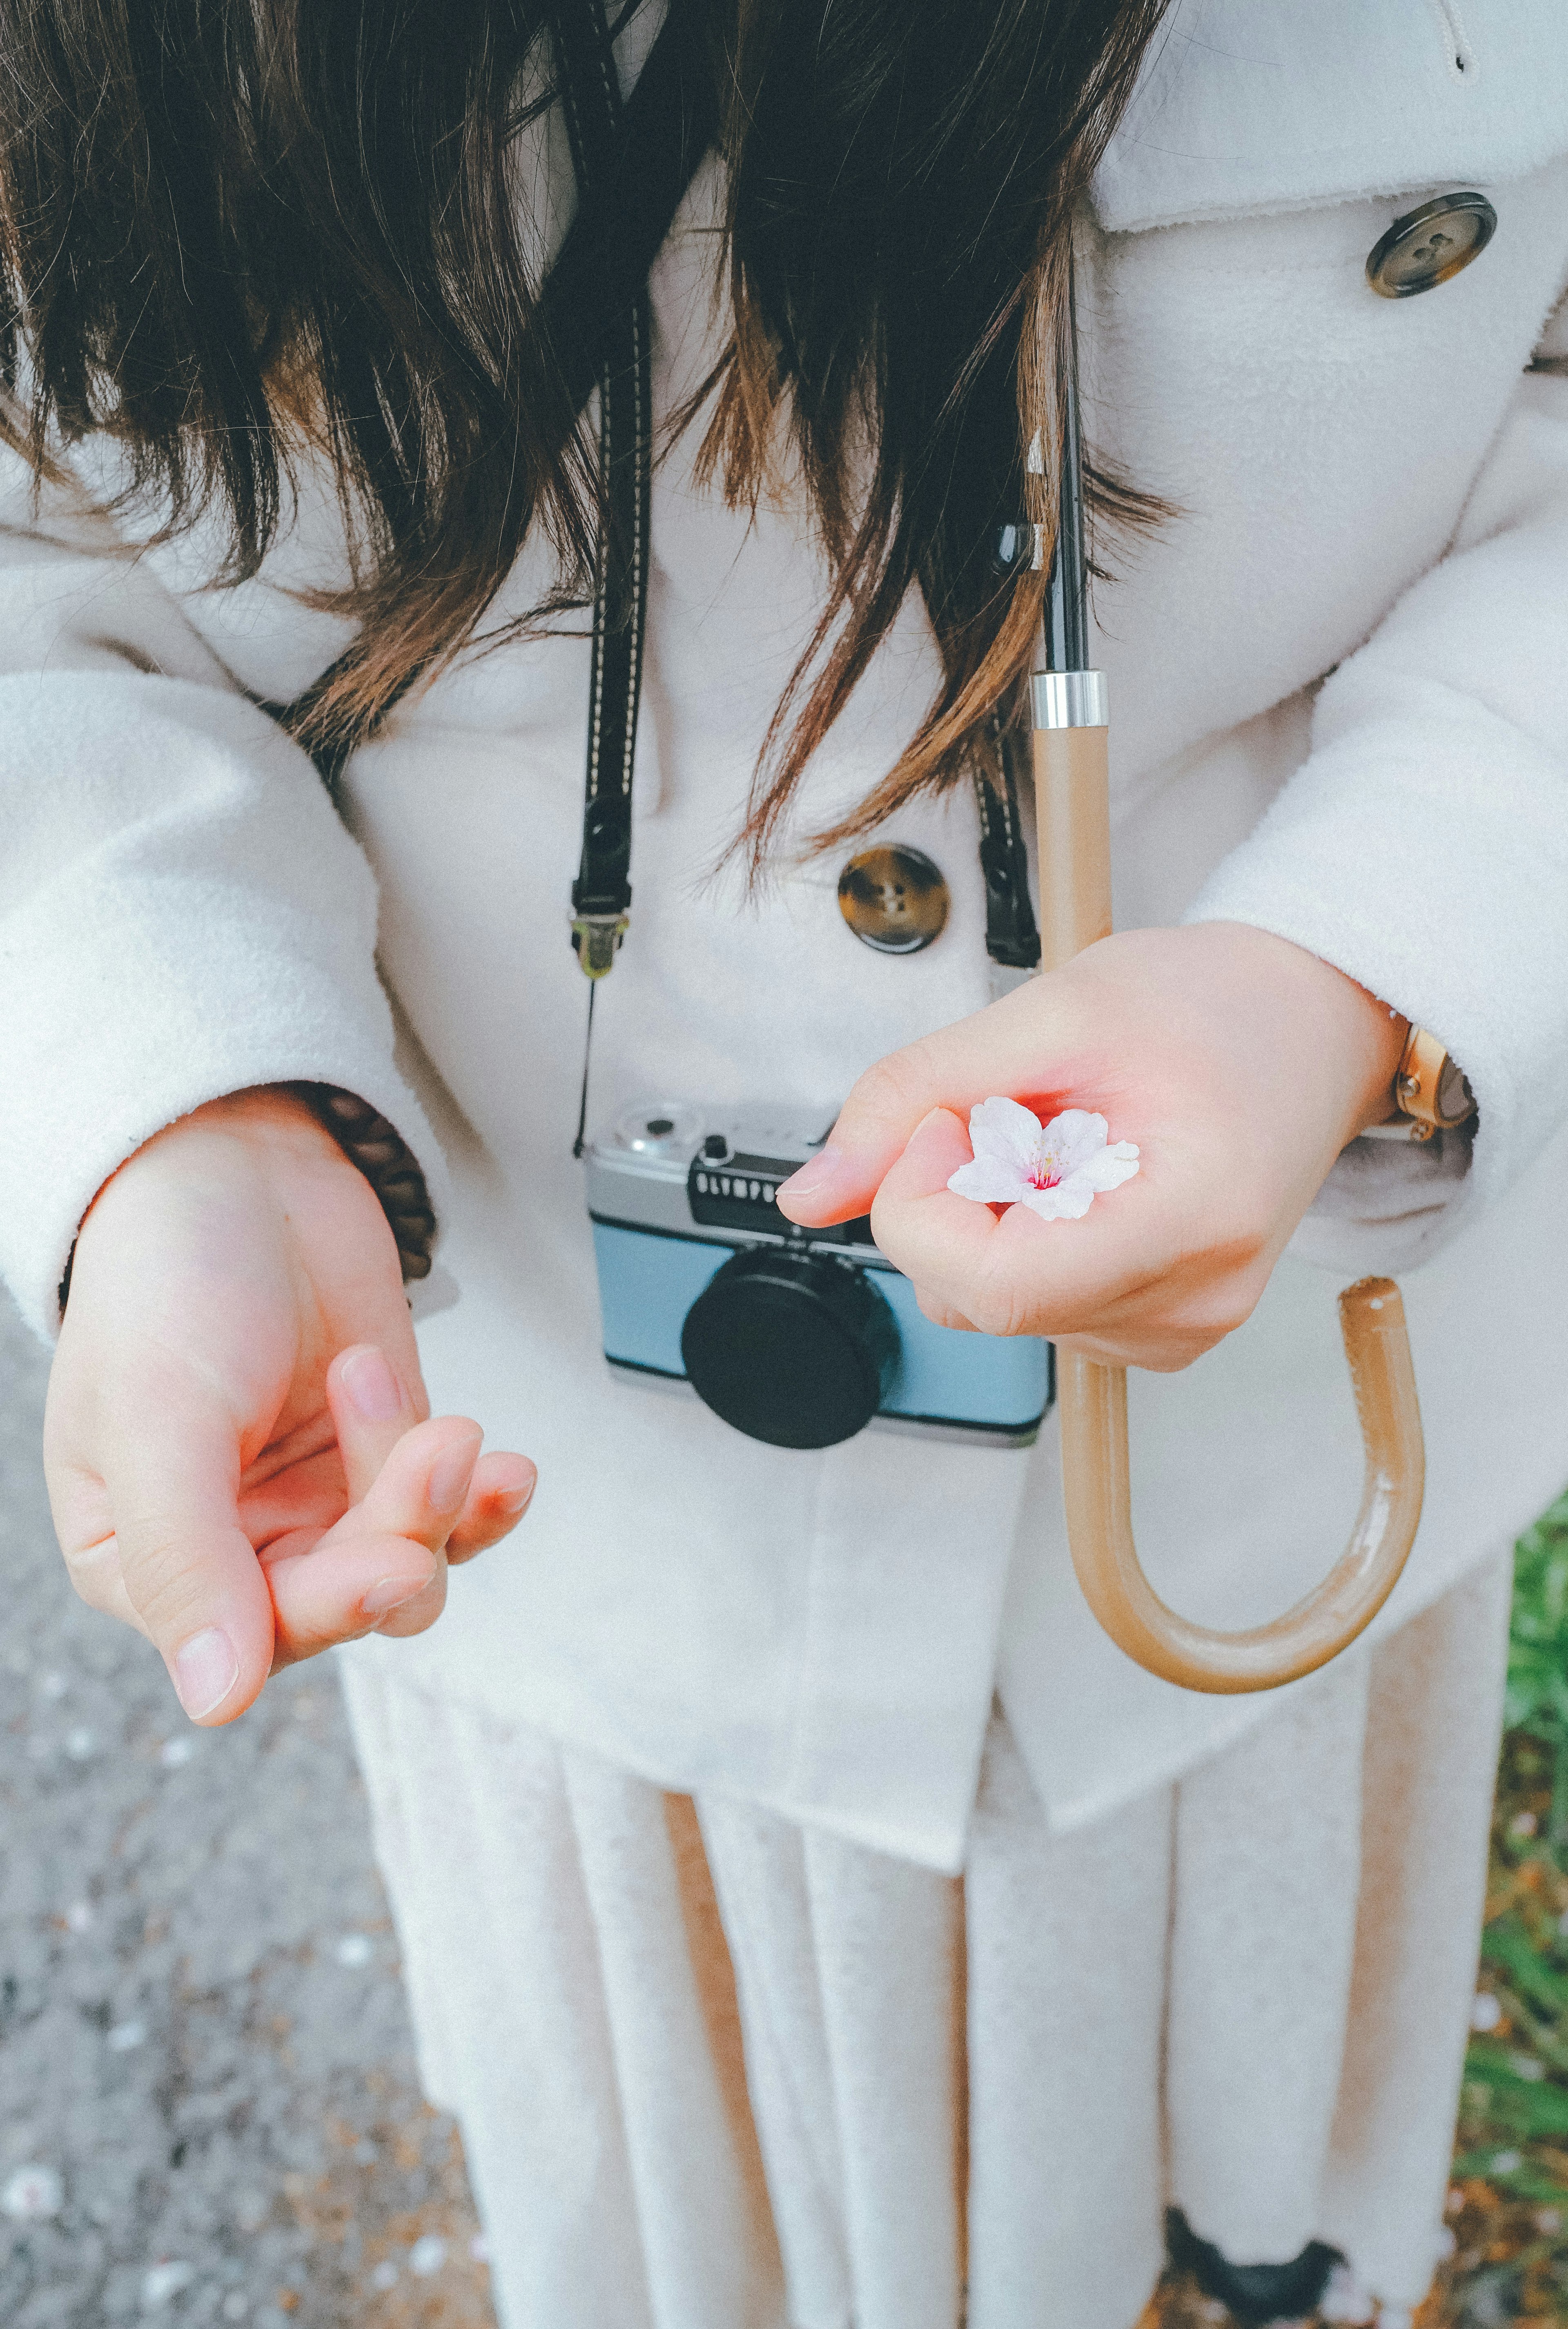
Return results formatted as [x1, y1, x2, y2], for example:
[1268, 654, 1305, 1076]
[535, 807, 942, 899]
[947, 1098, 1140, 1222]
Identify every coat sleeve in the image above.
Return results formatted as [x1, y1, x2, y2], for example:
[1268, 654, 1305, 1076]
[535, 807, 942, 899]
[0, 448, 447, 1341]
[1184, 293, 1568, 1276]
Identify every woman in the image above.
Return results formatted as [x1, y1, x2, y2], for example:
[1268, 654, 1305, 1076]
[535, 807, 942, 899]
[5, 1, 1567, 2323]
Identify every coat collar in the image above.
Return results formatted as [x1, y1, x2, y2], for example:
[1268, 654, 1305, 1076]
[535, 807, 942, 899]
[1091, 0, 1568, 234]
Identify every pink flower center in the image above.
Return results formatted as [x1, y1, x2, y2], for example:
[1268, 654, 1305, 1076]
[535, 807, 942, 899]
[1027, 1149, 1062, 1189]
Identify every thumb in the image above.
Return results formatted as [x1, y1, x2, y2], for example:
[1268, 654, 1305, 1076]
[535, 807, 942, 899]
[98, 1371, 275, 1725]
[777, 976, 1089, 1226]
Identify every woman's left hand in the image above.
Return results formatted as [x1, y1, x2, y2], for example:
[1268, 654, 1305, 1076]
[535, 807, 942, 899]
[776, 922, 1408, 1373]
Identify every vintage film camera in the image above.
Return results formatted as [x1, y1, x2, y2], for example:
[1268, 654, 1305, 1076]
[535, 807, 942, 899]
[585, 1102, 1053, 1450]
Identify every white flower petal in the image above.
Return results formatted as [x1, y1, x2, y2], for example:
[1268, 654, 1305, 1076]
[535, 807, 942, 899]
[1020, 1178, 1097, 1222]
[967, 1096, 1045, 1173]
[947, 1159, 1030, 1203]
[1054, 1165, 1113, 1214]
[1038, 1108, 1110, 1175]
[1077, 1142, 1141, 1192]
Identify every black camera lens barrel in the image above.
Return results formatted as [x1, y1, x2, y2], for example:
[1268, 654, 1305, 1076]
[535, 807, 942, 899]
[679, 1247, 901, 1449]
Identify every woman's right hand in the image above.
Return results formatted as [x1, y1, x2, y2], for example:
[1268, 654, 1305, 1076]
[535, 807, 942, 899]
[42, 1087, 535, 1728]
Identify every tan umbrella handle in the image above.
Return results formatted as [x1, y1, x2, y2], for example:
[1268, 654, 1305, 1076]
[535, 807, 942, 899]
[1032, 715, 1425, 1693]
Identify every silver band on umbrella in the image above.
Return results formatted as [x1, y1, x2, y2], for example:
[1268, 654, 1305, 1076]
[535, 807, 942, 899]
[1030, 668, 1109, 730]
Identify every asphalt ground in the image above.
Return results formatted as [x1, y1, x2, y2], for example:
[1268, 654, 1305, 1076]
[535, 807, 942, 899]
[0, 1299, 497, 2329]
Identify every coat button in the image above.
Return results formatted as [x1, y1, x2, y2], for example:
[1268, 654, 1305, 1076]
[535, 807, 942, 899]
[837, 845, 950, 953]
[1366, 191, 1497, 298]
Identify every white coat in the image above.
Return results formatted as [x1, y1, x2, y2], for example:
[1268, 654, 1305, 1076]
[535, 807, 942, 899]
[3, 0, 1567, 1877]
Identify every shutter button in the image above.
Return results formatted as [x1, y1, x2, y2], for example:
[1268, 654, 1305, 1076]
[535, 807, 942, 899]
[837, 845, 950, 954]
[1367, 191, 1496, 298]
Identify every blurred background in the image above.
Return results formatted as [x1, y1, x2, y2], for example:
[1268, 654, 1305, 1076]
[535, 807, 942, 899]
[2, 1291, 1565, 2329]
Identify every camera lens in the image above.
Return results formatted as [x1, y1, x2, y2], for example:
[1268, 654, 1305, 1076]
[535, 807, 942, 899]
[680, 1249, 900, 1449]
[645, 1117, 674, 1136]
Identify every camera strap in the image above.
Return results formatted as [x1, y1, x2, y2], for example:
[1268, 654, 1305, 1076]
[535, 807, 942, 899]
[275, 0, 1039, 1151]
[555, 0, 653, 989]
[976, 718, 1042, 975]
[556, 0, 1039, 1035]
[557, 0, 724, 1151]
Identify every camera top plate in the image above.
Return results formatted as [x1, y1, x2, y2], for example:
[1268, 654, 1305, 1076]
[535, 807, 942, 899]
[585, 1101, 878, 1256]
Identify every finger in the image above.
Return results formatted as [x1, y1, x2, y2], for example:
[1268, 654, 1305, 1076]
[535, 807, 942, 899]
[916, 1297, 980, 1332]
[335, 1416, 473, 1639]
[75, 1361, 276, 1727]
[326, 1344, 422, 1506]
[341, 1413, 483, 1554]
[327, 1347, 534, 1564]
[871, 1108, 1163, 1341]
[776, 975, 1101, 1227]
[259, 1525, 441, 1663]
[1051, 1326, 1226, 1374]
[445, 1452, 537, 1565]
[869, 1111, 1016, 1327]
[262, 1415, 483, 1659]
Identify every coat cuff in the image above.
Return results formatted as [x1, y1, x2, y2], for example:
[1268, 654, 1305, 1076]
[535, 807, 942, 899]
[0, 670, 448, 1338]
[1184, 672, 1568, 1275]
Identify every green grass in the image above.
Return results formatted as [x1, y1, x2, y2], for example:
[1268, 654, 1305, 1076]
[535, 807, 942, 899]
[1431, 1487, 1568, 2325]
[1504, 1491, 1568, 1853]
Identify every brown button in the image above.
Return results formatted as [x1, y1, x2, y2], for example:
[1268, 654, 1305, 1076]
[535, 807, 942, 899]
[837, 845, 950, 954]
[1366, 191, 1496, 299]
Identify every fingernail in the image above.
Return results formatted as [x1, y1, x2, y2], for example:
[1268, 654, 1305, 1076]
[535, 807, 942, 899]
[496, 1478, 536, 1518]
[338, 1351, 401, 1416]
[777, 1145, 846, 1203]
[362, 1568, 436, 1618]
[428, 1434, 481, 1510]
[340, 1347, 403, 1423]
[172, 1627, 239, 1721]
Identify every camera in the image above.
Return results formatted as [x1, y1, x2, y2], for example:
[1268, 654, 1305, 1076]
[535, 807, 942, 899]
[585, 1102, 1053, 1450]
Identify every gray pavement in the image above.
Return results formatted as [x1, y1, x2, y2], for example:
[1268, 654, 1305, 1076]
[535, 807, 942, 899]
[0, 1301, 497, 2329]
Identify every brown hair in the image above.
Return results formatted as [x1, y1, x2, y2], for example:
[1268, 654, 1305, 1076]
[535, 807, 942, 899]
[0, 0, 1168, 870]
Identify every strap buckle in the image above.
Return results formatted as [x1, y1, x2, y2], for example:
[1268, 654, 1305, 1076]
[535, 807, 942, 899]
[571, 911, 630, 979]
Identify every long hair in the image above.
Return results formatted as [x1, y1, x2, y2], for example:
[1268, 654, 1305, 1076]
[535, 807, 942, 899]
[0, 0, 1167, 868]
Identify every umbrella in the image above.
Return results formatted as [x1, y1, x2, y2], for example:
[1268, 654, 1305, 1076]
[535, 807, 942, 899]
[1029, 261, 1424, 1694]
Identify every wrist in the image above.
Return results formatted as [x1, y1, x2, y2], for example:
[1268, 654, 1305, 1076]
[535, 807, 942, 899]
[279, 1085, 436, 1282]
[1185, 922, 1407, 1143]
[177, 1087, 435, 1279]
[66, 1085, 434, 1320]
[184, 1084, 346, 1151]
[1348, 1003, 1412, 1138]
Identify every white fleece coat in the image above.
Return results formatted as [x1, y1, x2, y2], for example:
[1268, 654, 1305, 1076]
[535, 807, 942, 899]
[3, 0, 1567, 1871]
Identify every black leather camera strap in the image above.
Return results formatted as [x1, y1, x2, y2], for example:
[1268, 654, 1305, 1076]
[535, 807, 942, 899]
[554, 0, 1041, 1010]
[976, 716, 1042, 974]
[556, 0, 653, 985]
[554, 0, 713, 1150]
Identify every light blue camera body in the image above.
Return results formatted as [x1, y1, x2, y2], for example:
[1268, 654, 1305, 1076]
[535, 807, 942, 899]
[586, 1102, 1051, 1447]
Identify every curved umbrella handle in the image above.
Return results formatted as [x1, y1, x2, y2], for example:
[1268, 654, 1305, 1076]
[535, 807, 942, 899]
[1057, 1280, 1425, 1692]
[1031, 704, 1425, 1692]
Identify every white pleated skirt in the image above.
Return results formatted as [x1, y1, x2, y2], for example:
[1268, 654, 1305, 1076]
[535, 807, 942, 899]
[339, 1549, 1509, 2329]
